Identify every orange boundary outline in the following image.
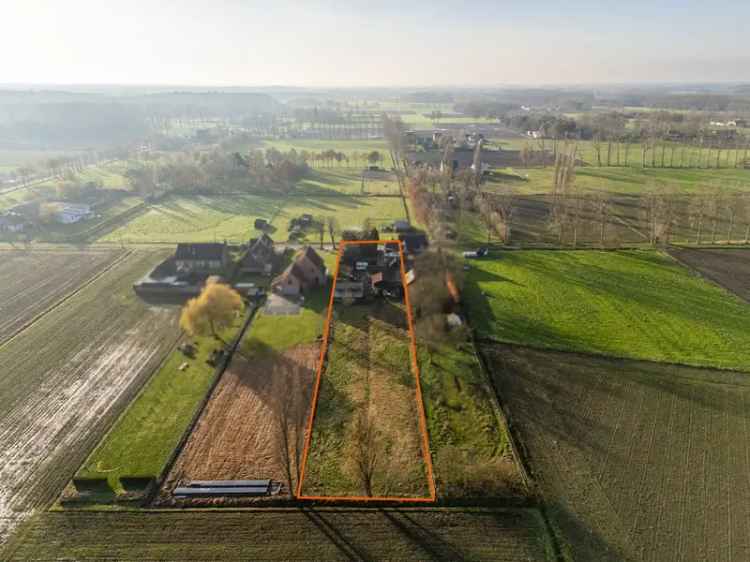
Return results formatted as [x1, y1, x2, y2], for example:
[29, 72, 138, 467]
[295, 240, 437, 503]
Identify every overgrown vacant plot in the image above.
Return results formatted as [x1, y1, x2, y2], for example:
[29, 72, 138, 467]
[485, 343, 750, 562]
[0, 248, 122, 342]
[78, 308, 246, 495]
[465, 250, 750, 370]
[100, 194, 284, 244]
[0, 251, 177, 544]
[668, 247, 750, 302]
[418, 342, 522, 498]
[301, 301, 431, 499]
[3, 508, 553, 561]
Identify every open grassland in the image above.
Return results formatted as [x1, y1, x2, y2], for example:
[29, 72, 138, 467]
[3, 508, 553, 561]
[455, 191, 750, 248]
[98, 189, 407, 245]
[0, 149, 84, 173]
[76, 308, 245, 496]
[0, 250, 178, 544]
[0, 248, 122, 342]
[494, 137, 750, 173]
[485, 343, 750, 562]
[465, 251, 750, 370]
[100, 194, 283, 244]
[273, 193, 408, 235]
[302, 301, 431, 498]
[668, 247, 750, 302]
[299, 169, 401, 195]
[484, 165, 750, 195]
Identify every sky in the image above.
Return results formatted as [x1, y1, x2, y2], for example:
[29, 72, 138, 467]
[1, 0, 749, 87]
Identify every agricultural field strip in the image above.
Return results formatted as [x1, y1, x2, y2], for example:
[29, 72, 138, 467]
[0, 248, 127, 346]
[297, 241, 435, 501]
[3, 508, 553, 561]
[487, 344, 750, 561]
[0, 251, 177, 546]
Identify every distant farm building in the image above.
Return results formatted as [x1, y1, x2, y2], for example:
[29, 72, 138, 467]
[0, 212, 28, 233]
[56, 203, 92, 224]
[239, 234, 275, 275]
[175, 243, 229, 274]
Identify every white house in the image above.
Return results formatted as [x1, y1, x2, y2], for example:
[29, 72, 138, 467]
[56, 204, 93, 224]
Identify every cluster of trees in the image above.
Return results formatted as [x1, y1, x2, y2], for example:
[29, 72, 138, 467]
[303, 149, 383, 169]
[124, 147, 311, 197]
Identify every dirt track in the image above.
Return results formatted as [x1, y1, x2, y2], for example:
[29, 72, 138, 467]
[163, 344, 318, 503]
[0, 251, 177, 545]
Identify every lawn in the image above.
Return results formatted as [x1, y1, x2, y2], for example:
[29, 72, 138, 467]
[262, 138, 389, 158]
[465, 250, 750, 370]
[100, 194, 284, 244]
[76, 307, 247, 493]
[242, 283, 332, 354]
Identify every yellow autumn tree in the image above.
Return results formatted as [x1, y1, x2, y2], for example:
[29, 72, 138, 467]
[179, 280, 242, 341]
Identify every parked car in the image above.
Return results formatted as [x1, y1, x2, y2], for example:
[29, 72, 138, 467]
[462, 247, 488, 259]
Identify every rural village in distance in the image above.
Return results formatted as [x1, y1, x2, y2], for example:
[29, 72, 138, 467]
[1, 2, 750, 561]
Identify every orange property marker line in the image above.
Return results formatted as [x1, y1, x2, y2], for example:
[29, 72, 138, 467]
[295, 240, 436, 503]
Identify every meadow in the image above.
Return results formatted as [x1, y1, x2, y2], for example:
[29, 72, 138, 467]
[465, 250, 750, 370]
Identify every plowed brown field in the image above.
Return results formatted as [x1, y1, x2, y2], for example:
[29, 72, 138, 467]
[162, 344, 318, 504]
[485, 343, 750, 562]
[0, 247, 123, 343]
[0, 250, 178, 545]
[668, 247, 750, 302]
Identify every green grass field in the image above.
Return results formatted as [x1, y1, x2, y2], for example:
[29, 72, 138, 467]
[262, 138, 388, 158]
[484, 164, 750, 195]
[299, 169, 400, 195]
[465, 250, 750, 370]
[76, 309, 246, 493]
[100, 194, 284, 244]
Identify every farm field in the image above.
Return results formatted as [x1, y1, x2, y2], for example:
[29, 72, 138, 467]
[263, 138, 388, 158]
[273, 193, 408, 235]
[76, 308, 245, 496]
[161, 343, 318, 504]
[97, 190, 407, 245]
[464, 250, 750, 370]
[0, 250, 178, 544]
[0, 248, 122, 342]
[298, 169, 401, 196]
[3, 508, 553, 561]
[493, 137, 750, 174]
[100, 193, 284, 244]
[0, 148, 85, 174]
[667, 247, 750, 302]
[301, 299, 432, 499]
[483, 165, 750, 196]
[484, 343, 750, 562]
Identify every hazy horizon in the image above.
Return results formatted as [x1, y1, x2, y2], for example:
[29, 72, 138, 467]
[3, 0, 750, 88]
